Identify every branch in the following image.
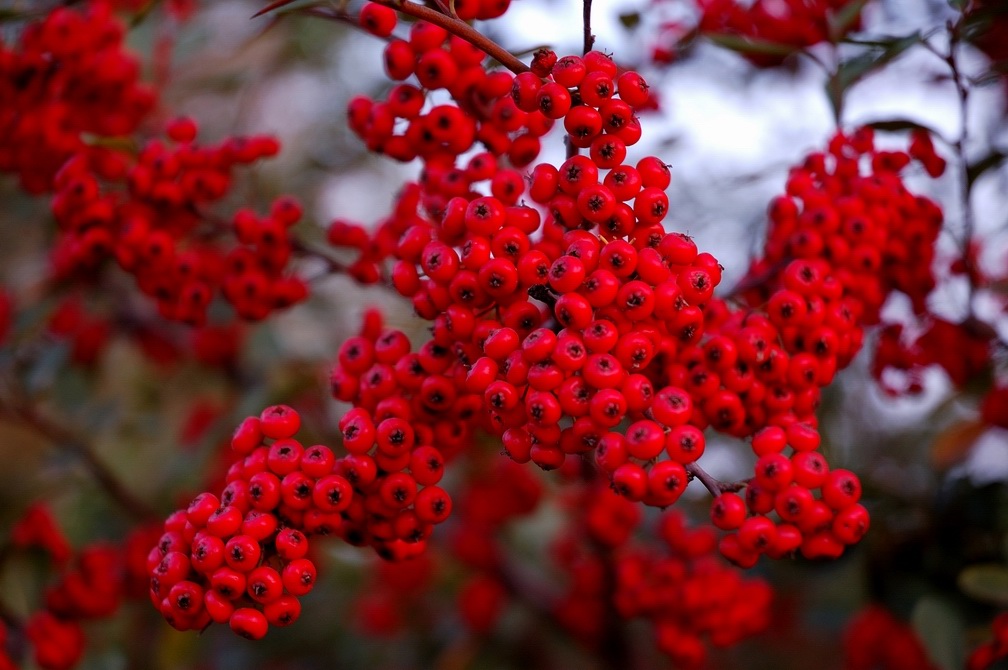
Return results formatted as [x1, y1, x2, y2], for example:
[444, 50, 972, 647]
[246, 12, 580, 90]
[685, 462, 748, 497]
[366, 0, 531, 75]
[922, 23, 978, 312]
[582, 0, 595, 54]
[0, 391, 158, 521]
[297, 7, 394, 41]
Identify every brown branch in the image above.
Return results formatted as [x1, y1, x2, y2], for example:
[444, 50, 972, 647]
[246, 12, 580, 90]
[582, 0, 595, 54]
[922, 22, 979, 319]
[370, 0, 530, 75]
[297, 7, 394, 41]
[565, 135, 579, 159]
[685, 462, 748, 497]
[0, 393, 158, 521]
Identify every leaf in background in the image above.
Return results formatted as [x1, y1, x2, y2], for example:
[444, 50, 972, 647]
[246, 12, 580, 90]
[252, 0, 313, 18]
[958, 564, 1008, 607]
[930, 419, 985, 471]
[827, 0, 870, 43]
[834, 33, 922, 93]
[967, 150, 1008, 189]
[706, 33, 800, 57]
[867, 118, 948, 142]
[619, 12, 641, 30]
[866, 118, 934, 132]
[911, 596, 966, 670]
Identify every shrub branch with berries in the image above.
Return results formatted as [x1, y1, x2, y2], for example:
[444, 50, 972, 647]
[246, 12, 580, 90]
[1, 0, 1007, 669]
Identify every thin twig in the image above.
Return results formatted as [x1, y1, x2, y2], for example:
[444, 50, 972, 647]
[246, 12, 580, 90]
[0, 390, 158, 521]
[922, 23, 977, 315]
[299, 6, 389, 38]
[370, 0, 530, 75]
[582, 0, 595, 54]
[565, 136, 579, 159]
[685, 462, 748, 497]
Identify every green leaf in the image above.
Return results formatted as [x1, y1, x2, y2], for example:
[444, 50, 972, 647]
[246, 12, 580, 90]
[911, 596, 966, 670]
[866, 118, 946, 139]
[706, 33, 799, 57]
[836, 33, 922, 89]
[958, 564, 1008, 606]
[966, 151, 1007, 189]
[618, 12, 641, 30]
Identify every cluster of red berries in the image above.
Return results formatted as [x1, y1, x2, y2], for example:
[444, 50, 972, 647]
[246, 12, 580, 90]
[692, 0, 864, 66]
[0, 3, 310, 329]
[616, 510, 773, 669]
[446, 458, 543, 632]
[346, 460, 541, 638]
[333, 36, 946, 568]
[149, 401, 455, 639]
[843, 605, 939, 670]
[325, 15, 956, 579]
[967, 612, 1008, 670]
[49, 122, 308, 325]
[150, 406, 340, 638]
[741, 128, 944, 324]
[5, 504, 157, 670]
[10, 503, 72, 565]
[710, 426, 869, 564]
[539, 485, 771, 667]
[0, 2, 155, 193]
[350, 17, 552, 167]
[873, 318, 992, 394]
[327, 314, 462, 557]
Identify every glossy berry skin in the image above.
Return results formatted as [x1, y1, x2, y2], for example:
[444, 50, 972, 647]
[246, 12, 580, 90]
[229, 608, 269, 640]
